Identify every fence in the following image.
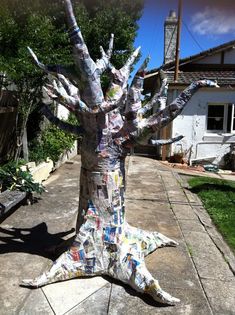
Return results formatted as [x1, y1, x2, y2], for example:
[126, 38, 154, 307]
[0, 90, 18, 163]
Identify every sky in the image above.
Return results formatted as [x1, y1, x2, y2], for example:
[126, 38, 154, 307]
[133, 0, 235, 74]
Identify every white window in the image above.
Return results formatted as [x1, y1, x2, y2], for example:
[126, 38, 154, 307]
[207, 103, 235, 133]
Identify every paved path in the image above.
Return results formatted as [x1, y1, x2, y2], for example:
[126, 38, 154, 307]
[0, 155, 234, 315]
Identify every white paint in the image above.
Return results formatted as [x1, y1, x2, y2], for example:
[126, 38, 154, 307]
[170, 89, 235, 166]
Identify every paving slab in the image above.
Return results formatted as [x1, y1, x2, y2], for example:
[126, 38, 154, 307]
[108, 282, 212, 315]
[126, 180, 167, 200]
[42, 276, 108, 315]
[201, 278, 235, 315]
[171, 204, 199, 221]
[164, 191, 187, 203]
[183, 188, 203, 205]
[156, 160, 235, 315]
[178, 219, 206, 233]
[0, 252, 46, 315]
[145, 244, 199, 289]
[18, 289, 54, 315]
[126, 200, 176, 226]
[66, 283, 111, 315]
[183, 231, 233, 281]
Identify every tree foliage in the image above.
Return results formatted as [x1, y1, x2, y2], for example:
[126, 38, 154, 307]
[0, 6, 71, 159]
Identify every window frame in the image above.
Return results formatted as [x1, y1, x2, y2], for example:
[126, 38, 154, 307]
[206, 103, 235, 134]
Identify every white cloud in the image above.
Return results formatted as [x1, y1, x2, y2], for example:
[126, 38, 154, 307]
[191, 7, 235, 35]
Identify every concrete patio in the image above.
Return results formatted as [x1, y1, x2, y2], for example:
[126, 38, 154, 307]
[0, 155, 234, 315]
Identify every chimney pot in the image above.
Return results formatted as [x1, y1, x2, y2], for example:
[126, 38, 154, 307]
[169, 10, 177, 19]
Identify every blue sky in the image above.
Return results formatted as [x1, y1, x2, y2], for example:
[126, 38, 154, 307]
[133, 0, 235, 74]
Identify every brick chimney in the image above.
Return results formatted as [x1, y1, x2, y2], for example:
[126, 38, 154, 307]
[164, 10, 178, 64]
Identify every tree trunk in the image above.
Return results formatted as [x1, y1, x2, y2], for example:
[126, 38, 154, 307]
[22, 127, 29, 162]
[22, 114, 180, 304]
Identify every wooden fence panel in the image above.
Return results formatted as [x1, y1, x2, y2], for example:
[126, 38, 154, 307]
[0, 110, 17, 163]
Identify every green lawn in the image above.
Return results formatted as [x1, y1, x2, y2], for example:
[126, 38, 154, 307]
[188, 176, 235, 253]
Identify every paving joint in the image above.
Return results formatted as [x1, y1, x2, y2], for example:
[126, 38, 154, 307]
[126, 197, 169, 203]
[107, 282, 113, 315]
[41, 287, 56, 315]
[15, 288, 33, 315]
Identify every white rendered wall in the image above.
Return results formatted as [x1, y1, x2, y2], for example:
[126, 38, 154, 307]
[170, 89, 235, 166]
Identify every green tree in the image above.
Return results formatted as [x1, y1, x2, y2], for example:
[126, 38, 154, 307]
[0, 8, 71, 160]
[0, 0, 143, 160]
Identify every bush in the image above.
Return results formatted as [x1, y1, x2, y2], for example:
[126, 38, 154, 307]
[29, 124, 77, 164]
[0, 160, 45, 194]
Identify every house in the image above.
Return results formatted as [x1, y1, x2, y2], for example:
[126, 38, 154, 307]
[144, 11, 235, 167]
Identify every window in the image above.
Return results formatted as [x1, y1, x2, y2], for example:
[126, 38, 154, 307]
[207, 103, 235, 133]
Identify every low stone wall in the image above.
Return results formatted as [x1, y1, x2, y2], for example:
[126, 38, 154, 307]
[27, 141, 78, 184]
[53, 141, 78, 171]
[26, 159, 54, 184]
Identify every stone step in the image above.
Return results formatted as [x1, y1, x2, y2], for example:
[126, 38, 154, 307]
[0, 190, 26, 218]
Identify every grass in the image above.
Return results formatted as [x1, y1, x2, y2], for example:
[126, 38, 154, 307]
[186, 243, 194, 257]
[188, 176, 235, 253]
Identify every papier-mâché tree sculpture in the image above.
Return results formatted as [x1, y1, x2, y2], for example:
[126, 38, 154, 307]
[21, 0, 218, 305]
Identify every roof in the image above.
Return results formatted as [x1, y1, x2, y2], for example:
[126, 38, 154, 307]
[164, 70, 235, 86]
[147, 39, 235, 75]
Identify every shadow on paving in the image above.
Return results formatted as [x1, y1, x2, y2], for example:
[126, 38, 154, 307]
[0, 222, 75, 259]
[189, 183, 235, 195]
[103, 275, 170, 309]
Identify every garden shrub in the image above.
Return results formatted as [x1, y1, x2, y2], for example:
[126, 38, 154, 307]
[29, 124, 77, 163]
[0, 160, 45, 194]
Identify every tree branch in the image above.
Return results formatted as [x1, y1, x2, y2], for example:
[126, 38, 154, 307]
[44, 74, 124, 115]
[96, 34, 114, 74]
[64, 0, 106, 107]
[44, 48, 141, 115]
[149, 135, 184, 146]
[121, 56, 150, 132]
[138, 70, 168, 116]
[27, 47, 77, 82]
[121, 134, 184, 149]
[122, 80, 219, 145]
